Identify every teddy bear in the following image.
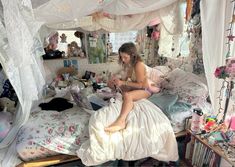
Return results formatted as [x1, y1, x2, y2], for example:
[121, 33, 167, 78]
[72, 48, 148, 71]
[67, 41, 84, 57]
[0, 97, 16, 113]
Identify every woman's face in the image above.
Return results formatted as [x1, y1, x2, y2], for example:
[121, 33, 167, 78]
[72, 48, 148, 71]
[120, 52, 131, 65]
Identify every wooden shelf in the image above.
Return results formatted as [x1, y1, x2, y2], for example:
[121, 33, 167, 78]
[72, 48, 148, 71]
[175, 130, 187, 138]
[187, 130, 235, 167]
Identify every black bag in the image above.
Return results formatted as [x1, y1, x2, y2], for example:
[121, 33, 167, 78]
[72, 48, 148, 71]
[39, 98, 73, 111]
[42, 50, 63, 60]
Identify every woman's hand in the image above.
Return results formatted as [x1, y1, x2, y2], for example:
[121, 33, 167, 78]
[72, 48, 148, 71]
[113, 77, 124, 87]
[107, 79, 115, 90]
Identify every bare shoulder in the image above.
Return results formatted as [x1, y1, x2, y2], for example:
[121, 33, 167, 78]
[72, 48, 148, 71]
[135, 61, 145, 70]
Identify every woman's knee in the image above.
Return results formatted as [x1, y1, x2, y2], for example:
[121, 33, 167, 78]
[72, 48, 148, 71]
[123, 92, 133, 101]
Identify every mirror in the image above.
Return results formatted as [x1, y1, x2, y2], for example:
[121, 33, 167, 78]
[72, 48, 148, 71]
[58, 30, 86, 58]
[42, 30, 140, 63]
[43, 30, 87, 60]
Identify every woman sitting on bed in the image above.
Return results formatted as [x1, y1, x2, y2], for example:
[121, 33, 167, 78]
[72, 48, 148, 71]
[105, 42, 161, 132]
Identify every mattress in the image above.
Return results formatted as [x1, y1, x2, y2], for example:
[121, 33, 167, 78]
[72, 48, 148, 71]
[16, 106, 90, 161]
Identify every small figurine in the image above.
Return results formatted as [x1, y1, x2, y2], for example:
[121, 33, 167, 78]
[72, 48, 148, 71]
[67, 41, 83, 57]
[60, 33, 67, 43]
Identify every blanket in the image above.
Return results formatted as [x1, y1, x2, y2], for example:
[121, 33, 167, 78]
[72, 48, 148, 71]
[77, 98, 178, 166]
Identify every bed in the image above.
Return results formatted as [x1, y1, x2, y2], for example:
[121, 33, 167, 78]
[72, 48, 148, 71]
[16, 68, 211, 166]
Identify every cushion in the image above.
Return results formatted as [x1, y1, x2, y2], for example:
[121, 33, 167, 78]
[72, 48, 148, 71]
[153, 66, 171, 75]
[148, 93, 178, 111]
[146, 65, 170, 84]
[163, 68, 208, 104]
[148, 92, 191, 118]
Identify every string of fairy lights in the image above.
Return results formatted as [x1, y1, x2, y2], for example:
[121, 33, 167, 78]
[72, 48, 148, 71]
[217, 0, 235, 120]
[226, 0, 235, 58]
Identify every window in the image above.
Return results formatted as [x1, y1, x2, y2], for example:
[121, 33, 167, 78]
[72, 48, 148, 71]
[109, 31, 138, 53]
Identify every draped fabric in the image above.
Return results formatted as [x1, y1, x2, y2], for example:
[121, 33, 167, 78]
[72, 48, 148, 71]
[200, 0, 234, 117]
[32, 0, 182, 34]
[0, 0, 233, 166]
[0, 0, 45, 152]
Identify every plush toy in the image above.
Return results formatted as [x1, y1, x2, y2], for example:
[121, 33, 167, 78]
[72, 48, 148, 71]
[67, 41, 84, 57]
[0, 97, 16, 113]
[60, 33, 67, 43]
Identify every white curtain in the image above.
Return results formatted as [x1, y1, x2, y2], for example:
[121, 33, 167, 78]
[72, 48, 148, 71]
[201, 0, 234, 117]
[0, 0, 46, 166]
[32, 0, 182, 34]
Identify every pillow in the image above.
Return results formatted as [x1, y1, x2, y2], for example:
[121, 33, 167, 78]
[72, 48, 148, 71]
[166, 102, 191, 116]
[153, 66, 171, 75]
[146, 65, 170, 84]
[163, 68, 208, 104]
[148, 93, 191, 118]
[148, 93, 178, 111]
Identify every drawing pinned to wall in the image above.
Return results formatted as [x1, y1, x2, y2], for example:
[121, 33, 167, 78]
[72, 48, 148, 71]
[63, 59, 79, 70]
[87, 33, 107, 64]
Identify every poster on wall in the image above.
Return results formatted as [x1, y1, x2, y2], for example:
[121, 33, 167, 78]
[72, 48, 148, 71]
[86, 33, 107, 64]
[63, 59, 79, 70]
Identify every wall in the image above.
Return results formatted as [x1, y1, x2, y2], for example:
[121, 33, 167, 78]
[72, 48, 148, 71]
[43, 57, 122, 82]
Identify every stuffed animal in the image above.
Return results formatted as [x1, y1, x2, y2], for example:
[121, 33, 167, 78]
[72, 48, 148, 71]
[60, 33, 67, 43]
[0, 97, 16, 113]
[67, 41, 83, 57]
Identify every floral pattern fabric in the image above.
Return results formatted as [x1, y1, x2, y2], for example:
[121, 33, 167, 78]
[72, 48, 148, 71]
[163, 68, 208, 105]
[16, 106, 90, 161]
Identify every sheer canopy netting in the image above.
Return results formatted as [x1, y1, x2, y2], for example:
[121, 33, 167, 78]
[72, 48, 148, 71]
[32, 0, 183, 34]
[201, 0, 235, 117]
[0, 0, 45, 150]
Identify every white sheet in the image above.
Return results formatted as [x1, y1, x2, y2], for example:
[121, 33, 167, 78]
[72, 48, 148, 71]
[77, 97, 178, 166]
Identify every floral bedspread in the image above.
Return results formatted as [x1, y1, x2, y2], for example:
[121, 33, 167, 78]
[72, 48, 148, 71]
[16, 106, 90, 161]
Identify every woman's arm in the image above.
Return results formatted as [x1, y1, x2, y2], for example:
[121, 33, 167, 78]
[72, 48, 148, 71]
[114, 62, 146, 88]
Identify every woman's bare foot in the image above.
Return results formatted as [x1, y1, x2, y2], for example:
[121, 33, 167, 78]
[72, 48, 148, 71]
[105, 119, 126, 132]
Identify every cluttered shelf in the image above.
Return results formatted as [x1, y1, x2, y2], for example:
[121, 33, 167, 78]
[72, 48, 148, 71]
[185, 129, 235, 167]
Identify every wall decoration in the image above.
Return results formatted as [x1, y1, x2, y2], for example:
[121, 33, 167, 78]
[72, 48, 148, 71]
[60, 33, 67, 43]
[86, 33, 107, 64]
[63, 59, 79, 70]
